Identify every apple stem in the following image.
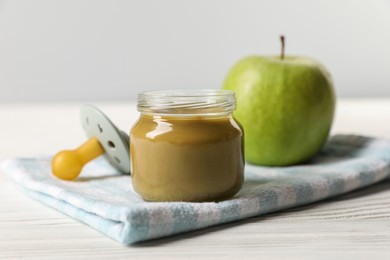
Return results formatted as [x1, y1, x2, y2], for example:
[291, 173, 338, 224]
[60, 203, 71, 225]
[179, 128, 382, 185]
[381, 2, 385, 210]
[280, 35, 285, 60]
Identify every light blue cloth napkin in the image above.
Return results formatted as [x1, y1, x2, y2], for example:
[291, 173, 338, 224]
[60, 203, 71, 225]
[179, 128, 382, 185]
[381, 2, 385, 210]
[3, 134, 390, 244]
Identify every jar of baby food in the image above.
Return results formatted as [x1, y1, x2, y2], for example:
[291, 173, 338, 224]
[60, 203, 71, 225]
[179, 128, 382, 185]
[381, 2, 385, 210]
[130, 89, 244, 202]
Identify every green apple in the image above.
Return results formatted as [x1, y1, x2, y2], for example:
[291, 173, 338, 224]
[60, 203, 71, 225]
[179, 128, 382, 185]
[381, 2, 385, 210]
[222, 37, 336, 166]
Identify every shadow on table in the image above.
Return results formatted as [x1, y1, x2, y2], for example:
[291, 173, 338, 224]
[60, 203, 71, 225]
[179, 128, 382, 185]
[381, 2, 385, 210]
[132, 179, 390, 247]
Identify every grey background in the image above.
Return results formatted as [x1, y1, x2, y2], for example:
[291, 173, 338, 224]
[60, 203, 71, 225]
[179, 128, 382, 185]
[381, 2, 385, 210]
[0, 0, 389, 102]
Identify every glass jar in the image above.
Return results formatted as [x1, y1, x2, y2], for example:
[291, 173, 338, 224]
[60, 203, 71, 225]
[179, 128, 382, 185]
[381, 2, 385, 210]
[130, 89, 244, 202]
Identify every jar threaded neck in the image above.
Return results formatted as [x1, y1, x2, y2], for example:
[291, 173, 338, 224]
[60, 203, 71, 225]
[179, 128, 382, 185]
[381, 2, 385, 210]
[137, 89, 236, 116]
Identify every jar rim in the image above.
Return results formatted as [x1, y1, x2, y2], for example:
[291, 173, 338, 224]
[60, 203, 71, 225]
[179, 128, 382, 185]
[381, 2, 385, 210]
[137, 89, 236, 115]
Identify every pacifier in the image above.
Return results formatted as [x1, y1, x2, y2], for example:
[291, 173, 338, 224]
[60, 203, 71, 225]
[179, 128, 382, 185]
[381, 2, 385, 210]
[52, 105, 130, 180]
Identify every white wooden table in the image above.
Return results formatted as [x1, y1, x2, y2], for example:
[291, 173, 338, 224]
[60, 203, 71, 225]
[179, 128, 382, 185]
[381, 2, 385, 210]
[1, 99, 390, 259]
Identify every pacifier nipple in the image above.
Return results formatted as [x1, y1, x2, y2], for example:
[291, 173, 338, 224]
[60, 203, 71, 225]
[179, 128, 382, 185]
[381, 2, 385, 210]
[51, 105, 130, 180]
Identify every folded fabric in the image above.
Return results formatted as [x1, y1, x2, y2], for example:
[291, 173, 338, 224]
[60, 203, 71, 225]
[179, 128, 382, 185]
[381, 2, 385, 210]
[3, 134, 390, 244]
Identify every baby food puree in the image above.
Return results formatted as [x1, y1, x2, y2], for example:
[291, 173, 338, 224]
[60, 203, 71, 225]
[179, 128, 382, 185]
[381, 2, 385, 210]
[130, 90, 244, 202]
